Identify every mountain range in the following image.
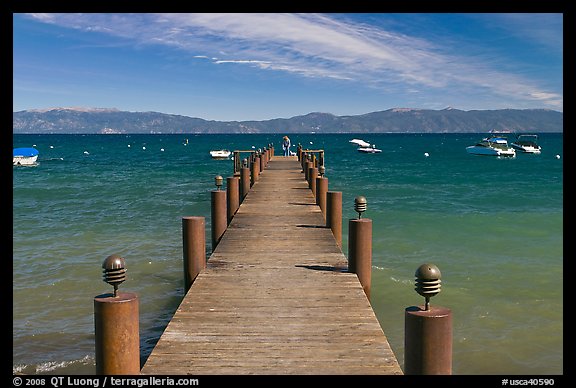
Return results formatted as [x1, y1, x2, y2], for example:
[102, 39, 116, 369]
[12, 107, 563, 134]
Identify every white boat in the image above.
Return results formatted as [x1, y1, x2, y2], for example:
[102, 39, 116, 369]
[350, 138, 382, 153]
[510, 134, 541, 154]
[349, 138, 371, 147]
[466, 136, 516, 157]
[210, 149, 231, 160]
[13, 147, 39, 166]
[357, 144, 382, 153]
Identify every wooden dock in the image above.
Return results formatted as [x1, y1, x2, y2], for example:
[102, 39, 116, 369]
[140, 155, 403, 375]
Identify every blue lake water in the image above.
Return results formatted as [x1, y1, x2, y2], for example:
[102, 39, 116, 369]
[12, 133, 563, 375]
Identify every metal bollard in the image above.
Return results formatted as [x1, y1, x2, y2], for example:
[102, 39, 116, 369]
[227, 176, 240, 224]
[251, 156, 260, 186]
[94, 255, 140, 375]
[309, 167, 318, 195]
[259, 150, 265, 173]
[404, 263, 452, 375]
[240, 166, 250, 202]
[348, 196, 372, 300]
[326, 191, 342, 248]
[182, 216, 206, 292]
[211, 185, 227, 250]
[316, 175, 328, 217]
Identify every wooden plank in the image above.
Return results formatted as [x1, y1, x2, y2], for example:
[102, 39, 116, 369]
[140, 156, 403, 375]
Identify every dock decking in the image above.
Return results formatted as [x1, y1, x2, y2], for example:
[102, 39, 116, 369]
[140, 156, 403, 375]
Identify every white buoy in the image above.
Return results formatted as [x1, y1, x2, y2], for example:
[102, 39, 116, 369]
[555, 154, 560, 159]
[160, 148, 165, 152]
[424, 152, 430, 157]
[142, 146, 146, 150]
[50, 145, 54, 149]
[128, 144, 131, 148]
[83, 151, 89, 155]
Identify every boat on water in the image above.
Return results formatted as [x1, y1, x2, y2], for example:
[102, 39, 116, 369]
[357, 144, 382, 153]
[466, 136, 516, 157]
[510, 134, 541, 154]
[210, 149, 232, 160]
[349, 138, 371, 148]
[13, 147, 39, 166]
[349, 138, 382, 153]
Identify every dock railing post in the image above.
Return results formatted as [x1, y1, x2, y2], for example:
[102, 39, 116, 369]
[259, 149, 265, 173]
[316, 168, 328, 218]
[251, 155, 260, 186]
[348, 196, 372, 300]
[227, 176, 240, 225]
[211, 176, 227, 251]
[404, 263, 452, 375]
[309, 166, 318, 195]
[182, 216, 206, 292]
[94, 255, 140, 375]
[326, 191, 342, 248]
[240, 164, 250, 202]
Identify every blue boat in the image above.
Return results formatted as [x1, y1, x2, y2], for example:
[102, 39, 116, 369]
[13, 147, 39, 166]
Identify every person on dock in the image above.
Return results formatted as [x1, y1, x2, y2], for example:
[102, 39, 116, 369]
[282, 135, 291, 156]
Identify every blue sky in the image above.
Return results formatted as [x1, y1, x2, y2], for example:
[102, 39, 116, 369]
[12, 13, 563, 121]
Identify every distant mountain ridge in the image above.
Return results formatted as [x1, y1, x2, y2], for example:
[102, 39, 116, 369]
[12, 107, 563, 134]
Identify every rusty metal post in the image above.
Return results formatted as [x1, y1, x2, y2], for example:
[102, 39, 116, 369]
[251, 156, 260, 186]
[305, 161, 313, 182]
[227, 176, 240, 224]
[309, 167, 318, 195]
[326, 191, 342, 248]
[348, 218, 372, 300]
[94, 293, 140, 374]
[211, 189, 227, 250]
[405, 263, 452, 375]
[233, 151, 240, 174]
[405, 307, 452, 375]
[182, 216, 206, 292]
[94, 255, 139, 375]
[240, 166, 250, 202]
[316, 176, 328, 217]
[259, 151, 265, 173]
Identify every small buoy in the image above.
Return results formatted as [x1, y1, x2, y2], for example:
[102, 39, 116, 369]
[310, 141, 313, 144]
[555, 154, 560, 159]
[251, 145, 255, 149]
[127, 144, 131, 148]
[160, 148, 165, 152]
[83, 151, 89, 155]
[424, 152, 430, 157]
[142, 146, 146, 150]
[50, 145, 54, 149]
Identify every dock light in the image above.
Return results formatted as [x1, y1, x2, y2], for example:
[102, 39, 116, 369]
[354, 196, 367, 219]
[319, 165, 325, 177]
[102, 254, 126, 297]
[215, 175, 223, 190]
[414, 263, 442, 311]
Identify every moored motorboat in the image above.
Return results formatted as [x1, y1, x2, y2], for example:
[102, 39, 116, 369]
[13, 147, 39, 166]
[357, 145, 382, 153]
[350, 138, 382, 153]
[210, 149, 231, 160]
[510, 134, 541, 154]
[466, 136, 516, 157]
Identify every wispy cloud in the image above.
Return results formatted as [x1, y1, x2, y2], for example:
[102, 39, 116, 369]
[24, 13, 562, 110]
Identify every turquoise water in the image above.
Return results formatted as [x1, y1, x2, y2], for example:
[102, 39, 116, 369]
[12, 133, 563, 375]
